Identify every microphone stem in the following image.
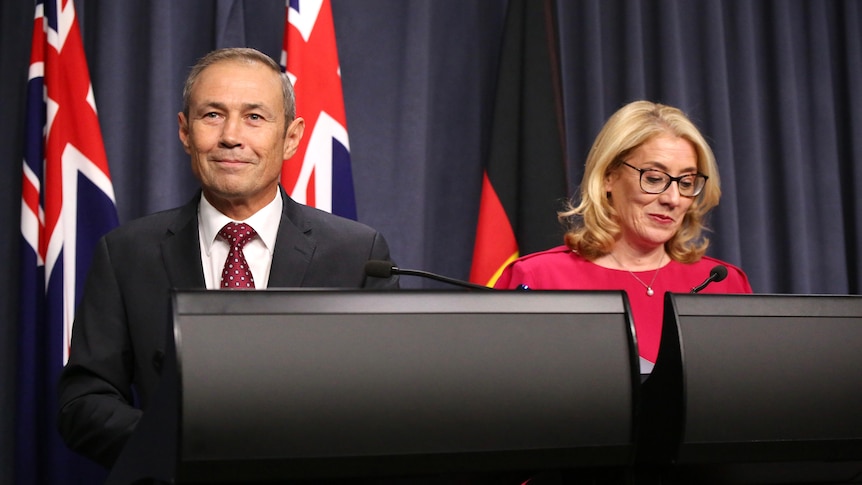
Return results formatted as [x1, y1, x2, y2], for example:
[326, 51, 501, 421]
[691, 275, 715, 294]
[394, 268, 493, 291]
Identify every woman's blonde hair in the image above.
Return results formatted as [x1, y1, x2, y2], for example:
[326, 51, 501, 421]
[560, 100, 721, 263]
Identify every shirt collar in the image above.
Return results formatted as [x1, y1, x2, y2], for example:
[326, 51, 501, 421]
[199, 190, 283, 255]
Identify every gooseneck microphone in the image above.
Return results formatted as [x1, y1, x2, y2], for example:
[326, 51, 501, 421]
[365, 260, 494, 291]
[690, 264, 728, 293]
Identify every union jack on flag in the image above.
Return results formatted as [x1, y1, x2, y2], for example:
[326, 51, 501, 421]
[18, 0, 117, 482]
[282, 0, 357, 219]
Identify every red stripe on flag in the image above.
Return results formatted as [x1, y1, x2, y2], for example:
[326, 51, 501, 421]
[470, 172, 519, 286]
[22, 178, 40, 219]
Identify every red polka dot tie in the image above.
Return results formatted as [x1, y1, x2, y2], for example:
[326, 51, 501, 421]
[218, 222, 257, 289]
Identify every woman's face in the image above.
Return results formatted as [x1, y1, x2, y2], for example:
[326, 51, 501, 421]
[604, 134, 698, 252]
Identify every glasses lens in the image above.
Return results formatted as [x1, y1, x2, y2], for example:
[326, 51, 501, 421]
[640, 170, 670, 194]
[680, 175, 707, 196]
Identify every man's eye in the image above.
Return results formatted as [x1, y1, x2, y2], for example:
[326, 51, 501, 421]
[248, 114, 262, 121]
[204, 112, 220, 119]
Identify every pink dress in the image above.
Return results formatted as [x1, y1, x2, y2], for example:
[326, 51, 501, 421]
[494, 246, 753, 369]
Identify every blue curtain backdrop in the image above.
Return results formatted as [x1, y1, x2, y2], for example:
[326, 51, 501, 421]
[1, 0, 861, 481]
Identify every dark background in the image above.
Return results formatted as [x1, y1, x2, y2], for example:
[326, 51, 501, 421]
[2, 1, 861, 482]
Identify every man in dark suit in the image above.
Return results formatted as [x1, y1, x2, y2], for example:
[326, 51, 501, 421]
[57, 47, 398, 468]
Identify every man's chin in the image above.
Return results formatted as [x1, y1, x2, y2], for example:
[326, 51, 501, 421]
[202, 185, 250, 202]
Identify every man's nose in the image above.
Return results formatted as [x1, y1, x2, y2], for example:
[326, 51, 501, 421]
[219, 117, 242, 148]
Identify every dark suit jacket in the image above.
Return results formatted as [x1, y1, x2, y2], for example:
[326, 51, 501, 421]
[57, 189, 398, 468]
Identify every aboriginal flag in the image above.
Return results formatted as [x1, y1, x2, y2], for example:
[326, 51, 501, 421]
[469, 0, 568, 286]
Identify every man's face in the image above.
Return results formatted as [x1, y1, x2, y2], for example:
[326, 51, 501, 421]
[178, 59, 303, 216]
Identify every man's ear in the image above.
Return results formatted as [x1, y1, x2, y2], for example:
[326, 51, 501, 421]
[178, 112, 191, 154]
[282, 117, 305, 160]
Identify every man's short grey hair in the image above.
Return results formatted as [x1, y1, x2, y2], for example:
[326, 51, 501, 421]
[181, 47, 296, 127]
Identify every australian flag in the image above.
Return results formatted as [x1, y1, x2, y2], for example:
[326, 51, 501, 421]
[18, 0, 118, 483]
[282, 0, 357, 219]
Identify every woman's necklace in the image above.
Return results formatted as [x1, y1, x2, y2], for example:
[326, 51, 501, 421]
[609, 252, 665, 297]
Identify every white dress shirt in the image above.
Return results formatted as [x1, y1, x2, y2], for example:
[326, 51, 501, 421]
[198, 191, 283, 289]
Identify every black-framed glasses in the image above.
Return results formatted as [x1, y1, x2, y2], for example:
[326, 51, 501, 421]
[621, 162, 708, 197]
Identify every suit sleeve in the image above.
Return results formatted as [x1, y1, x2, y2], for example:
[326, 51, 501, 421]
[363, 230, 400, 289]
[57, 236, 142, 468]
[493, 261, 524, 289]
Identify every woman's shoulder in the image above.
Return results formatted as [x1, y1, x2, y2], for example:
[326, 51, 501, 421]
[495, 245, 598, 289]
[513, 245, 577, 262]
[694, 255, 747, 275]
[509, 245, 593, 270]
[686, 255, 753, 292]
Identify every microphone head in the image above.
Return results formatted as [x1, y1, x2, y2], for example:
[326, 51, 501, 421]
[710, 264, 729, 283]
[365, 260, 395, 278]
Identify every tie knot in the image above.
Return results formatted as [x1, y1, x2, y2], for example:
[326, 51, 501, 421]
[219, 222, 257, 249]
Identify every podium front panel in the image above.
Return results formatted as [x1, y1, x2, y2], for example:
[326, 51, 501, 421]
[171, 289, 638, 478]
[644, 293, 862, 466]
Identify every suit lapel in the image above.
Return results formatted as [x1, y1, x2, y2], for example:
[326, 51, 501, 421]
[157, 189, 313, 289]
[268, 188, 315, 287]
[161, 194, 206, 289]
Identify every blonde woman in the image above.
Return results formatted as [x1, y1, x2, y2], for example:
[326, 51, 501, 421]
[496, 100, 752, 373]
